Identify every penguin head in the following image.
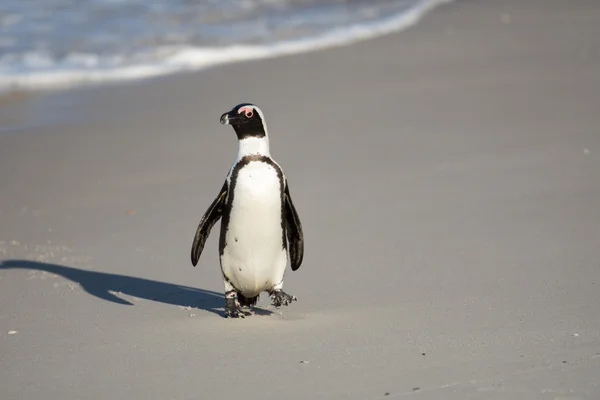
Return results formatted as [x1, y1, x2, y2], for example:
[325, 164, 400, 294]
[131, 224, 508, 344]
[220, 103, 267, 140]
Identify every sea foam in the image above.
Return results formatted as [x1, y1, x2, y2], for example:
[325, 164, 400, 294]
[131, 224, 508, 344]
[0, 0, 451, 93]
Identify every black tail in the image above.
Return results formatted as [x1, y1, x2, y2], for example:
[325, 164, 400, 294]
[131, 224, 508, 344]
[238, 293, 259, 307]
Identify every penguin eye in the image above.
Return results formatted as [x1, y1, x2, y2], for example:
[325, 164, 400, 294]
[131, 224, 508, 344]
[244, 110, 253, 118]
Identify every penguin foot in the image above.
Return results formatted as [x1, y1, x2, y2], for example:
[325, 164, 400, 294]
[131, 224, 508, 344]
[225, 297, 251, 319]
[269, 290, 297, 308]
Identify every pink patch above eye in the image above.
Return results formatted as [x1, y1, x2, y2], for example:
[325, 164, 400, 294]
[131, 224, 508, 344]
[238, 106, 254, 118]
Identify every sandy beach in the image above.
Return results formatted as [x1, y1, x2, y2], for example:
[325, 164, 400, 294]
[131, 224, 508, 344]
[1, 0, 600, 398]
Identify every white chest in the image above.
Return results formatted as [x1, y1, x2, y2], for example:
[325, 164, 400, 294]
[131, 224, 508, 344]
[233, 162, 282, 212]
[221, 161, 287, 295]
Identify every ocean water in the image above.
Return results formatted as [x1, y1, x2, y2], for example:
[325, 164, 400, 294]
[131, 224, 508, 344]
[0, 0, 450, 93]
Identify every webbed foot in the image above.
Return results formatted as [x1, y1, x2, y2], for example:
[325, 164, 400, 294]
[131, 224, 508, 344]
[269, 290, 297, 308]
[225, 297, 251, 318]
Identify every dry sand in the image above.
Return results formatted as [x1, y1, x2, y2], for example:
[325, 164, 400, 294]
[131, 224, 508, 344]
[1, 0, 600, 398]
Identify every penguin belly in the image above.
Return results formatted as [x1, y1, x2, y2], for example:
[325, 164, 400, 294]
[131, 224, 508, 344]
[220, 161, 287, 298]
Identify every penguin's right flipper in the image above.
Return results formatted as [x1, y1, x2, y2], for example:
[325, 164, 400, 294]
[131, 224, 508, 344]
[191, 181, 228, 266]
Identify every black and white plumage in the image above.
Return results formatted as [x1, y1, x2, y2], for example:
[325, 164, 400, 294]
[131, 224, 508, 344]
[191, 103, 304, 318]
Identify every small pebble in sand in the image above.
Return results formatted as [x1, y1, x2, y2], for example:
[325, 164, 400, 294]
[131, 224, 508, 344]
[299, 360, 309, 364]
[8, 330, 18, 335]
[573, 333, 579, 337]
[384, 393, 390, 396]
[413, 387, 420, 391]
[189, 313, 196, 317]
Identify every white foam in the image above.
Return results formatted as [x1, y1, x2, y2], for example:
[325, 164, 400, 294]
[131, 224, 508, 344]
[0, 0, 452, 93]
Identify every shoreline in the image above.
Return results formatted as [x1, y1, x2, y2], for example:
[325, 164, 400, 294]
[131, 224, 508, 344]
[0, 0, 452, 102]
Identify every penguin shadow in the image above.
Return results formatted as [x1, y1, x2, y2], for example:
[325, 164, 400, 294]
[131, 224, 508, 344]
[0, 259, 273, 318]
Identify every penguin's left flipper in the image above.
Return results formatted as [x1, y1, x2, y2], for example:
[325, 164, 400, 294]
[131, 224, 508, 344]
[191, 181, 228, 266]
[283, 180, 304, 271]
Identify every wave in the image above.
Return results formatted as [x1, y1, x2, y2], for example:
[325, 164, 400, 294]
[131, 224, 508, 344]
[0, 0, 451, 93]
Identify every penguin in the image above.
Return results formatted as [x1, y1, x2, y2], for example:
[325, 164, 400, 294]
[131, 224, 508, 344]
[190, 103, 304, 318]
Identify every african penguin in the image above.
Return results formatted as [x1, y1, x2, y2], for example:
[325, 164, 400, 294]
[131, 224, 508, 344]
[191, 103, 304, 318]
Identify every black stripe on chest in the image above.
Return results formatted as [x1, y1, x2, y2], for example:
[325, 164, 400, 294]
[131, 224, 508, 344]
[219, 155, 286, 257]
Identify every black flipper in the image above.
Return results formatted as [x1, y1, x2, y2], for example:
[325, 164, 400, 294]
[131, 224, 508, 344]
[191, 181, 228, 267]
[283, 180, 304, 271]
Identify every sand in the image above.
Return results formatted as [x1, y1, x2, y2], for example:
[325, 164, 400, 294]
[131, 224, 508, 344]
[1, 0, 600, 398]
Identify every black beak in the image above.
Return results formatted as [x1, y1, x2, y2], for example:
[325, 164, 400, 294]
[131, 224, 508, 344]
[220, 111, 243, 125]
[220, 112, 230, 125]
